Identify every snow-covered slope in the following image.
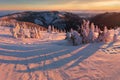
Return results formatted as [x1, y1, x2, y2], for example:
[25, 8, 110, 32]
[0, 25, 120, 80]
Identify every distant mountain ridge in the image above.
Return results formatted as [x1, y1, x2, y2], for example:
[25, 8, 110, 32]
[91, 12, 120, 29]
[0, 11, 120, 31]
[0, 11, 83, 31]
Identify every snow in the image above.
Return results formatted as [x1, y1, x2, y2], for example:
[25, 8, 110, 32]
[34, 19, 44, 25]
[0, 27, 120, 80]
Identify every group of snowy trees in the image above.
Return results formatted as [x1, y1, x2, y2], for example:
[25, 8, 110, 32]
[47, 25, 66, 33]
[10, 23, 43, 39]
[0, 20, 16, 27]
[2, 18, 119, 43]
[66, 20, 120, 45]
[0, 20, 45, 39]
[10, 23, 66, 39]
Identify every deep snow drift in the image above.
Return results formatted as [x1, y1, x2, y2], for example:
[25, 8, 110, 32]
[0, 27, 120, 80]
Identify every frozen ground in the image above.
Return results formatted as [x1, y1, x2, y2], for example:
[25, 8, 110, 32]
[0, 27, 120, 80]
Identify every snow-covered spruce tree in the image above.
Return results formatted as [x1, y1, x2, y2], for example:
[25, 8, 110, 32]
[37, 27, 41, 39]
[102, 26, 115, 42]
[48, 25, 52, 33]
[10, 27, 16, 38]
[113, 28, 120, 41]
[89, 23, 100, 42]
[29, 27, 35, 38]
[97, 31, 104, 42]
[59, 29, 63, 33]
[105, 29, 114, 42]
[63, 29, 66, 33]
[10, 23, 20, 38]
[66, 31, 72, 41]
[85, 20, 90, 35]
[52, 25, 55, 32]
[79, 20, 89, 43]
[22, 23, 29, 38]
[93, 25, 99, 42]
[34, 27, 40, 39]
[25, 28, 30, 38]
[88, 30, 93, 42]
[82, 19, 87, 27]
[90, 23, 95, 32]
[103, 26, 108, 34]
[95, 25, 99, 32]
[55, 28, 58, 33]
[33, 27, 37, 38]
[55, 28, 60, 33]
[71, 30, 82, 45]
[103, 26, 108, 42]
[19, 26, 25, 39]
[81, 25, 89, 43]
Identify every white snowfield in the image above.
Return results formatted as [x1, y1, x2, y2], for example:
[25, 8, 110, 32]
[0, 27, 120, 80]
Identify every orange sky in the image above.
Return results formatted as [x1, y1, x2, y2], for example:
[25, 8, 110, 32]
[0, 0, 120, 11]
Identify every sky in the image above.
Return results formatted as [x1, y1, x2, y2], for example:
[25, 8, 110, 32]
[0, 0, 120, 11]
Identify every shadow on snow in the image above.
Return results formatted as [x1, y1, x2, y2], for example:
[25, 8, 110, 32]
[0, 41, 104, 72]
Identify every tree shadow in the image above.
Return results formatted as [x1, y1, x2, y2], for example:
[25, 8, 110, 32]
[0, 45, 46, 58]
[99, 42, 120, 54]
[0, 34, 12, 38]
[106, 42, 114, 49]
[0, 42, 104, 73]
[20, 43, 103, 72]
[0, 43, 59, 58]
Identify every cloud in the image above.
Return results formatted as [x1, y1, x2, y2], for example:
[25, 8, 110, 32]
[0, 0, 120, 5]
[0, 0, 120, 10]
[45, 0, 120, 4]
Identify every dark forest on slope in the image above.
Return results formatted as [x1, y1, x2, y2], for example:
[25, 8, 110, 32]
[91, 12, 120, 30]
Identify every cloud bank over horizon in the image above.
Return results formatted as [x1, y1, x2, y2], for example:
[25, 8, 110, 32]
[0, 0, 120, 11]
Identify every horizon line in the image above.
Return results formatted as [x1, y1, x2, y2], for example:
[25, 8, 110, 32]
[0, 9, 120, 11]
